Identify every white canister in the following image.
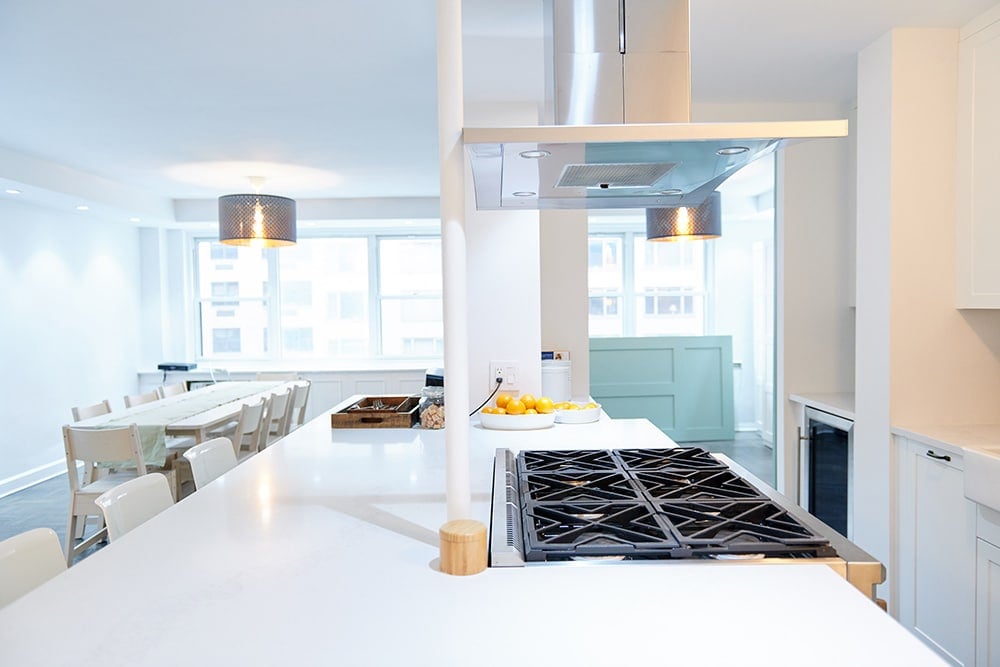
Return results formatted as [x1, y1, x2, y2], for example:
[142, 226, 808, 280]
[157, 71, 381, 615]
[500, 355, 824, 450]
[540, 359, 572, 402]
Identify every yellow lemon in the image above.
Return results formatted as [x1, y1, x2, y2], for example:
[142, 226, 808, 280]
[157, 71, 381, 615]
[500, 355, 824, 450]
[496, 394, 512, 409]
[481, 406, 495, 414]
[506, 399, 527, 415]
[520, 393, 536, 410]
[535, 396, 554, 414]
[525, 408, 538, 415]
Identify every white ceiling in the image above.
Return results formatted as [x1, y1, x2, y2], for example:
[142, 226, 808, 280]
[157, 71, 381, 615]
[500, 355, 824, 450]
[0, 0, 995, 223]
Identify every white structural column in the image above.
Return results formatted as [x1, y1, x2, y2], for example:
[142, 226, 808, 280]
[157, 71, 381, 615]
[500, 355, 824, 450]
[437, 0, 471, 520]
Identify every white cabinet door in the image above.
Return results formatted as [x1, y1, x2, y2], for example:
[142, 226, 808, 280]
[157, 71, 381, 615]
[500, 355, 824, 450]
[978, 539, 1000, 667]
[957, 11, 1000, 307]
[896, 437, 977, 665]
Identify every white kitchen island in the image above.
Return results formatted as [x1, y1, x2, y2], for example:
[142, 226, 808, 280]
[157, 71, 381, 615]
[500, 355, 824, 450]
[0, 405, 943, 666]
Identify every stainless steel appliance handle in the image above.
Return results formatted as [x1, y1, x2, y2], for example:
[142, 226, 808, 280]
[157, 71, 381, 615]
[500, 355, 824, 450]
[925, 450, 952, 462]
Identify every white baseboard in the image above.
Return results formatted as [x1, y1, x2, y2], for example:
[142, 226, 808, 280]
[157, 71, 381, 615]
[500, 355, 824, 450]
[0, 459, 67, 500]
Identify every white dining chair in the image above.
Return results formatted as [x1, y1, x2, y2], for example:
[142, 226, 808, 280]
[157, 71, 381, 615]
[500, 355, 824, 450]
[182, 437, 237, 489]
[156, 382, 188, 399]
[0, 527, 66, 608]
[123, 390, 159, 408]
[71, 399, 112, 422]
[230, 398, 269, 460]
[289, 380, 311, 429]
[62, 424, 149, 565]
[264, 388, 293, 445]
[69, 399, 114, 538]
[94, 473, 174, 542]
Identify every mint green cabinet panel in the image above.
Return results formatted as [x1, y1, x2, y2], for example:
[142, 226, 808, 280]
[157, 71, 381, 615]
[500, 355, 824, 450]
[590, 336, 734, 442]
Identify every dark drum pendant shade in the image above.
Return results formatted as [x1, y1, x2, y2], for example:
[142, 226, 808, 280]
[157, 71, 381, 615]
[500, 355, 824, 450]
[645, 191, 722, 242]
[218, 194, 297, 247]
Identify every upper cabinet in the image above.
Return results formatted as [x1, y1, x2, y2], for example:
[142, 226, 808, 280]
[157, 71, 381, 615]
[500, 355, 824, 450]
[957, 7, 1000, 308]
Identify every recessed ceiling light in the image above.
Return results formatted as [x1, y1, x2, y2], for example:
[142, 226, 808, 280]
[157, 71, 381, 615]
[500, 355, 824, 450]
[129, 217, 141, 223]
[519, 150, 551, 159]
[75, 205, 89, 211]
[717, 146, 749, 156]
[513, 191, 536, 197]
[5, 188, 21, 195]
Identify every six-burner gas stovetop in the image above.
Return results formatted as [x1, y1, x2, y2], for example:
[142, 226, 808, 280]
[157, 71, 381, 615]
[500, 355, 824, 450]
[497, 447, 837, 563]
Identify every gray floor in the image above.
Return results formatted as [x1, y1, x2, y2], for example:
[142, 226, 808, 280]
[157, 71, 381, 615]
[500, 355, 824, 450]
[696, 431, 775, 486]
[0, 434, 774, 552]
[0, 475, 106, 561]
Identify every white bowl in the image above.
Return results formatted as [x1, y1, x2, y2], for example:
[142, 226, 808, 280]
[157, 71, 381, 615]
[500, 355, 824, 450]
[479, 411, 556, 431]
[554, 403, 602, 424]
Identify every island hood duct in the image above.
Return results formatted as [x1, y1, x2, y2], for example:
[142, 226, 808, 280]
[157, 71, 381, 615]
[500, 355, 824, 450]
[462, 0, 847, 211]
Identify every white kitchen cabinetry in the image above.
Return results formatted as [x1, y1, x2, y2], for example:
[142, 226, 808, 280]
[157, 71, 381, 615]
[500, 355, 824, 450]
[957, 7, 1000, 308]
[896, 436, 977, 665]
[978, 536, 1000, 667]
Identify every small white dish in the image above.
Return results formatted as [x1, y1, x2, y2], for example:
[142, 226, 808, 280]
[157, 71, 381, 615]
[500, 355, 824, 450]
[554, 404, 601, 424]
[479, 411, 556, 430]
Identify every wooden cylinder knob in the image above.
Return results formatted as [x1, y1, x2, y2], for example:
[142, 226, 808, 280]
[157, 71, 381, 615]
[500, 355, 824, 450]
[439, 519, 487, 576]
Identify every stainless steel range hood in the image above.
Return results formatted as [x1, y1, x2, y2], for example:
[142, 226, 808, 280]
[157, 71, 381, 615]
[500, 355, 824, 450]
[463, 0, 847, 211]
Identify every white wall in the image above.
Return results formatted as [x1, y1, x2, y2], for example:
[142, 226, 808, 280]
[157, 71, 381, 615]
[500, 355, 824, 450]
[540, 209, 590, 399]
[0, 199, 141, 491]
[138, 228, 193, 366]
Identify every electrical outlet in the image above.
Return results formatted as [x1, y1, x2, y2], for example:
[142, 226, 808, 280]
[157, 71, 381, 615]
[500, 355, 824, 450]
[489, 360, 520, 393]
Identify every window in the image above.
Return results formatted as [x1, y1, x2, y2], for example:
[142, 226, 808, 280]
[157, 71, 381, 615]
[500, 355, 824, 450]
[210, 245, 239, 261]
[212, 328, 241, 353]
[193, 228, 442, 361]
[378, 238, 443, 356]
[587, 229, 707, 337]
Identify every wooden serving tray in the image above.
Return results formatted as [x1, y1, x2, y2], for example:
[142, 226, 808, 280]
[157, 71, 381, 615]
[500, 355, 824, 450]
[331, 395, 420, 429]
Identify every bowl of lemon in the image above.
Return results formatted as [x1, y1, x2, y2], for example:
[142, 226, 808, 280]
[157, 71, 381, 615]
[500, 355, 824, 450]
[479, 393, 557, 430]
[553, 400, 602, 424]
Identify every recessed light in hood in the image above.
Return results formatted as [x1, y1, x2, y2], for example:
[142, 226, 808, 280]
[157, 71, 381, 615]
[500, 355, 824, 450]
[462, 0, 848, 212]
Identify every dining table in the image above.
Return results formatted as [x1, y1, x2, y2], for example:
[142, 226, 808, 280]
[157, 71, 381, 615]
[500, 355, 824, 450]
[74, 380, 294, 467]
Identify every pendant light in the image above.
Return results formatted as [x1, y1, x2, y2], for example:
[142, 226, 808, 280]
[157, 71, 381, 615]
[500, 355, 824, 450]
[645, 191, 721, 242]
[218, 176, 296, 247]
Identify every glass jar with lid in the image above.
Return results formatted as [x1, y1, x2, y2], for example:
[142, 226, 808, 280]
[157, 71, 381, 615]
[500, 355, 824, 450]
[419, 386, 445, 429]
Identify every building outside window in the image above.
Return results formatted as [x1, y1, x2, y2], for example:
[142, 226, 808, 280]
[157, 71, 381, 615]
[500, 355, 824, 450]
[587, 231, 707, 337]
[193, 228, 443, 360]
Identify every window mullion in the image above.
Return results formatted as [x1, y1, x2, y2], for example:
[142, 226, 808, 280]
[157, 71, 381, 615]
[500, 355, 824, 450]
[369, 234, 381, 355]
[268, 248, 281, 359]
[622, 230, 635, 337]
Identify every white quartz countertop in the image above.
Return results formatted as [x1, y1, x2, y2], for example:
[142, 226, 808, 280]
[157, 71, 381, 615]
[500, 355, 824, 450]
[0, 410, 943, 665]
[892, 423, 1000, 457]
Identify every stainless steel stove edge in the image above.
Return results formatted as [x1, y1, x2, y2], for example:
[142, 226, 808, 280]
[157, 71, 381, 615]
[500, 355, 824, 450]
[489, 448, 525, 567]
[714, 454, 886, 601]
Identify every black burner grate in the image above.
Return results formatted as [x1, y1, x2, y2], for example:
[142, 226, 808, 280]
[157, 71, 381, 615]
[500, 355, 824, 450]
[632, 468, 763, 502]
[656, 499, 837, 556]
[522, 501, 680, 560]
[520, 471, 639, 503]
[516, 447, 834, 561]
[517, 449, 619, 475]
[616, 447, 728, 471]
